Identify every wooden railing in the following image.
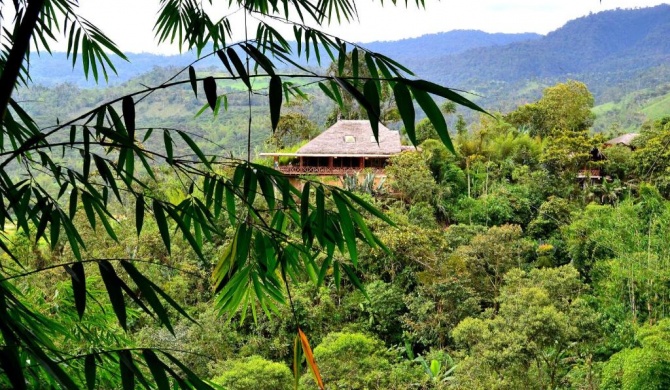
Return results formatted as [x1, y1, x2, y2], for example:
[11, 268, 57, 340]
[577, 168, 602, 178]
[276, 166, 385, 176]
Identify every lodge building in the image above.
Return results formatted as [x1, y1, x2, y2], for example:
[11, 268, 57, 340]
[260, 120, 411, 177]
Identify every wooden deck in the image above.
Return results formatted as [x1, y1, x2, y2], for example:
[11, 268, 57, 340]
[276, 166, 385, 176]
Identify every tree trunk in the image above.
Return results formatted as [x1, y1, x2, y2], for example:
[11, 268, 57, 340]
[0, 0, 45, 117]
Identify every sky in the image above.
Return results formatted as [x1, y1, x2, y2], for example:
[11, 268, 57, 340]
[51, 0, 670, 54]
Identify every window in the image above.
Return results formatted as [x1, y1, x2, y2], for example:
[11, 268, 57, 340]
[344, 135, 355, 143]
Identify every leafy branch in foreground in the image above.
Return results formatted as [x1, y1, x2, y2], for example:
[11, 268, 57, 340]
[0, 0, 489, 388]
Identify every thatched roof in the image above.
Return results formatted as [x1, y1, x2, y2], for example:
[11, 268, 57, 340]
[605, 133, 639, 146]
[296, 120, 402, 156]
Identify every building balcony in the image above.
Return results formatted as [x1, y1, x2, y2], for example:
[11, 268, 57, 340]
[276, 165, 385, 176]
[577, 168, 602, 179]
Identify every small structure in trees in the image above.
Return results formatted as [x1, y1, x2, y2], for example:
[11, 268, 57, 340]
[261, 120, 410, 176]
[603, 133, 640, 150]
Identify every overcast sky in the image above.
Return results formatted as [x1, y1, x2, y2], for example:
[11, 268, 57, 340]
[67, 0, 669, 54]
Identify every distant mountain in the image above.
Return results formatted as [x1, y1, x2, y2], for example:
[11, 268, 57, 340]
[24, 30, 542, 87]
[362, 30, 541, 61]
[19, 5, 670, 133]
[413, 5, 670, 87]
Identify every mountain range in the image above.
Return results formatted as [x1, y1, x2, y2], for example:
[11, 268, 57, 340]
[20, 4, 670, 133]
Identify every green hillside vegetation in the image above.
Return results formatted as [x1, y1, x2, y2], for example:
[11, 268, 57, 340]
[5, 3, 670, 389]
[642, 92, 670, 119]
[17, 5, 670, 136]
[14, 69, 333, 162]
[592, 82, 670, 133]
[6, 78, 670, 388]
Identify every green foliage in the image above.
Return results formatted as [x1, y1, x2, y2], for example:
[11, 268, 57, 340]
[448, 224, 534, 307]
[349, 280, 407, 344]
[5, 5, 670, 386]
[0, 0, 492, 386]
[210, 356, 292, 390]
[361, 222, 449, 288]
[601, 319, 670, 390]
[386, 151, 440, 204]
[300, 332, 424, 389]
[603, 144, 635, 180]
[453, 185, 533, 227]
[632, 117, 670, 195]
[265, 112, 318, 150]
[527, 196, 573, 239]
[452, 266, 599, 389]
[408, 202, 439, 229]
[403, 279, 480, 350]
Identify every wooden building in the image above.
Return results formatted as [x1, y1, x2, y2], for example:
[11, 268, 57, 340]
[260, 120, 409, 176]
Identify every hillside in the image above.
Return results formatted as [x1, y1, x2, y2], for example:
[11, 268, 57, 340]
[25, 30, 540, 87]
[363, 30, 540, 61]
[389, 5, 670, 131]
[20, 5, 670, 135]
[413, 5, 670, 86]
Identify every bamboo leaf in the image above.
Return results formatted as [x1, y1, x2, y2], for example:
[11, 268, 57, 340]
[393, 82, 416, 146]
[257, 172, 276, 211]
[203, 76, 217, 111]
[99, 260, 127, 331]
[242, 43, 275, 75]
[82, 193, 96, 231]
[293, 334, 303, 390]
[404, 79, 489, 115]
[334, 77, 379, 135]
[142, 349, 170, 390]
[153, 200, 171, 254]
[342, 190, 395, 226]
[50, 210, 61, 250]
[163, 202, 204, 261]
[298, 329, 324, 390]
[177, 130, 210, 169]
[227, 47, 251, 90]
[0, 346, 26, 390]
[163, 130, 174, 163]
[92, 200, 118, 242]
[188, 66, 198, 98]
[216, 50, 235, 76]
[318, 81, 335, 101]
[161, 352, 215, 390]
[121, 260, 174, 334]
[300, 182, 310, 230]
[64, 262, 86, 319]
[341, 263, 367, 298]
[363, 79, 380, 140]
[118, 350, 135, 390]
[364, 52, 381, 93]
[136, 194, 145, 236]
[122, 96, 135, 142]
[269, 75, 282, 132]
[332, 191, 358, 266]
[84, 354, 96, 390]
[411, 86, 454, 154]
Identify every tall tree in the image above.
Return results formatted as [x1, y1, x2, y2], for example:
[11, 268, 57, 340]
[506, 80, 595, 138]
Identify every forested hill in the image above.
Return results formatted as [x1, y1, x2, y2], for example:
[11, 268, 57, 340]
[414, 4, 670, 87]
[25, 5, 670, 90]
[21, 5, 670, 132]
[25, 30, 540, 87]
